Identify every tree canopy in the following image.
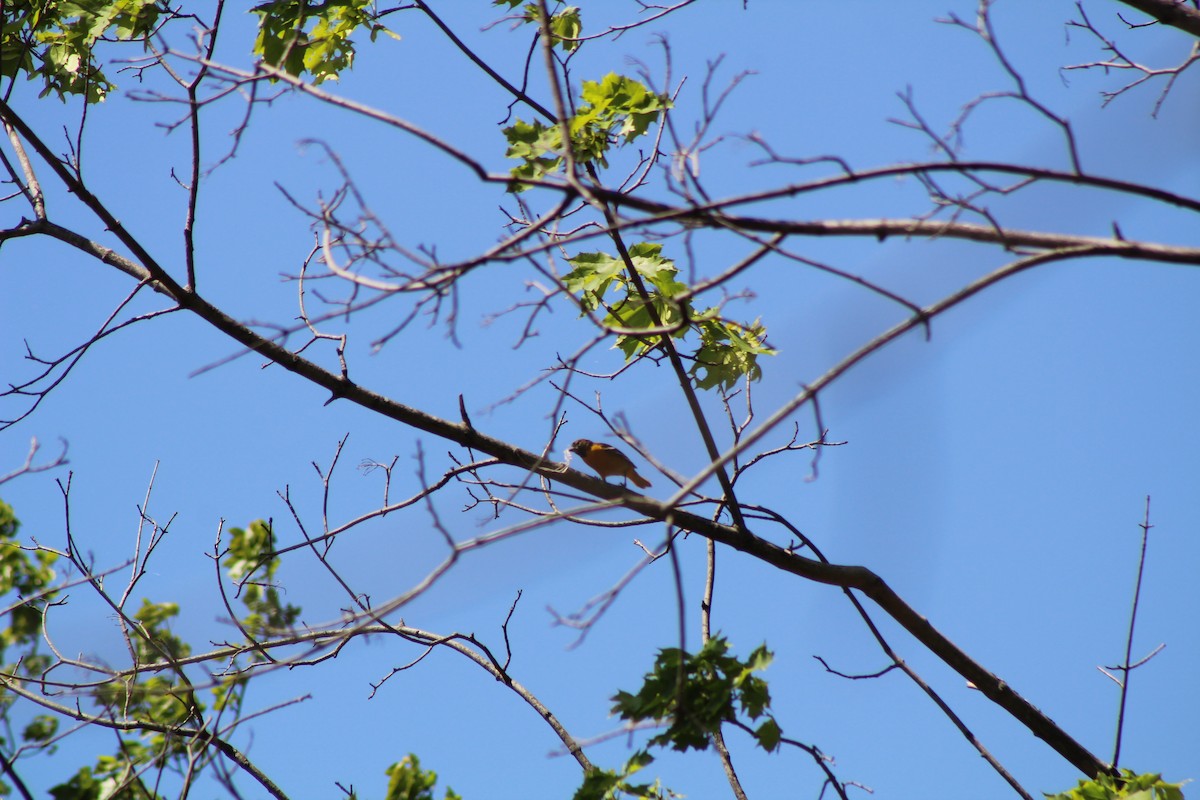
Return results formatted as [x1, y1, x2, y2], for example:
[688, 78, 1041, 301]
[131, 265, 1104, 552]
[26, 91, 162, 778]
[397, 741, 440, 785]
[0, 1, 1197, 798]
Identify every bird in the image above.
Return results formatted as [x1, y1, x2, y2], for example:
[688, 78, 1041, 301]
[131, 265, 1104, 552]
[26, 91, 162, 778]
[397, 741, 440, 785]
[568, 439, 652, 489]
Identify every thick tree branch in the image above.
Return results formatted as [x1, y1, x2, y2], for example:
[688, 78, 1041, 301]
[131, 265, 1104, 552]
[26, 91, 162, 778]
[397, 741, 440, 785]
[1117, 0, 1200, 38]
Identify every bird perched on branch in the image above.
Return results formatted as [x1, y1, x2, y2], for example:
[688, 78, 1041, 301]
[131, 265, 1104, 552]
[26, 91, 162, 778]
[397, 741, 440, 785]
[569, 439, 652, 489]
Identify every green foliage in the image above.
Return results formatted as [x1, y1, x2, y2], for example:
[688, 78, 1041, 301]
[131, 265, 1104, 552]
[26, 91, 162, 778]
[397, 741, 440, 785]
[65, 595, 210, 788]
[502, 119, 564, 189]
[211, 672, 248, 714]
[50, 743, 164, 800]
[494, 1, 582, 51]
[23, 713, 59, 745]
[574, 751, 674, 800]
[1, 0, 393, 99]
[48, 765, 105, 800]
[92, 599, 201, 755]
[1, 0, 162, 102]
[577, 73, 666, 143]
[0, 498, 58, 663]
[499, 4, 769, 391]
[251, 0, 397, 83]
[503, 72, 670, 189]
[223, 519, 300, 639]
[611, 635, 781, 753]
[40, 516, 299, 798]
[498, 5, 768, 391]
[3, 504, 305, 800]
[545, 4, 582, 52]
[0, 496, 19, 538]
[690, 316, 773, 391]
[577, 637, 777, 798]
[384, 754, 462, 800]
[132, 598, 189, 663]
[564, 244, 775, 391]
[1045, 770, 1188, 800]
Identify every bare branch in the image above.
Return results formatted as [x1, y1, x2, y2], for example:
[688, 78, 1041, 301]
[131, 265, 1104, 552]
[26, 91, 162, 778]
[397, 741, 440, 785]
[1110, 496, 1157, 767]
[0, 438, 69, 486]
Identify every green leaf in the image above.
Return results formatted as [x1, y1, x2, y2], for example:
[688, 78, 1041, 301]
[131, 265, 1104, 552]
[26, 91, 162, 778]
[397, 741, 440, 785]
[507, 1, 581, 52]
[1044, 770, 1189, 800]
[0, 499, 59, 661]
[502, 118, 566, 190]
[0, 499, 18, 539]
[754, 718, 782, 752]
[565, 245, 686, 349]
[222, 520, 300, 638]
[385, 754, 455, 800]
[564, 251, 627, 303]
[548, 6, 582, 52]
[624, 244, 676, 285]
[128, 599, 192, 669]
[744, 643, 774, 672]
[574, 768, 623, 800]
[224, 520, 276, 582]
[49, 766, 102, 800]
[212, 674, 247, 714]
[134, 599, 179, 630]
[22, 714, 58, 744]
[737, 675, 771, 719]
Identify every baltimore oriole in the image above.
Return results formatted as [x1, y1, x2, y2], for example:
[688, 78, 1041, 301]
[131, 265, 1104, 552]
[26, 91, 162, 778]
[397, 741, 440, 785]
[569, 439, 652, 489]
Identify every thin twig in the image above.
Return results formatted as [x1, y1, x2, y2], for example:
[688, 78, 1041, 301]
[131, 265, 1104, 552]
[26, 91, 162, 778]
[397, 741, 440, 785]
[1111, 496, 1155, 767]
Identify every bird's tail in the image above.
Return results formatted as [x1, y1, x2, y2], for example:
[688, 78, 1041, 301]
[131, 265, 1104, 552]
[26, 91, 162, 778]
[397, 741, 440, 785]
[630, 471, 651, 489]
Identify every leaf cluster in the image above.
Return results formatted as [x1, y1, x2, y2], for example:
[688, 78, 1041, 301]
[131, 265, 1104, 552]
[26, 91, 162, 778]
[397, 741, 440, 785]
[50, 598, 198, 799]
[95, 599, 197, 739]
[1, 0, 162, 102]
[573, 637, 779, 799]
[39, 517, 306, 797]
[49, 734, 215, 800]
[611, 635, 781, 753]
[574, 750, 672, 800]
[565, 243, 774, 391]
[251, 0, 398, 84]
[0, 511, 308, 799]
[500, 6, 772, 391]
[1045, 771, 1189, 800]
[222, 519, 300, 638]
[503, 72, 670, 189]
[493, 1, 581, 52]
[0, 499, 59, 791]
[0, 499, 58, 662]
[381, 754, 462, 800]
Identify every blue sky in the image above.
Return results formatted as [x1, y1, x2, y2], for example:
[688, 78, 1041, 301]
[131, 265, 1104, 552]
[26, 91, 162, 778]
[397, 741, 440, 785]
[1, 2, 1198, 798]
